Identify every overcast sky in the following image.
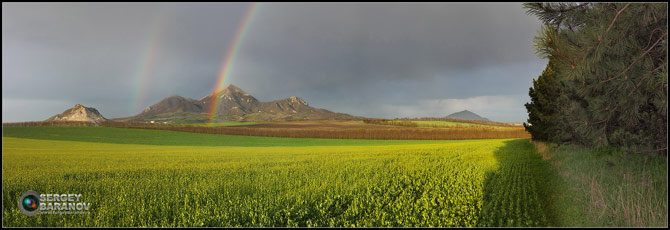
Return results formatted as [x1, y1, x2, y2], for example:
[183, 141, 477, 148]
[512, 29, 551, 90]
[3, 2, 546, 123]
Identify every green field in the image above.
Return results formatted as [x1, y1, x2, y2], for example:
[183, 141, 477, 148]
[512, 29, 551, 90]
[2, 127, 552, 227]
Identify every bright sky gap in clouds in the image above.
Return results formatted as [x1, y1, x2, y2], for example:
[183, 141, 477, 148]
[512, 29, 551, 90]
[2, 2, 546, 123]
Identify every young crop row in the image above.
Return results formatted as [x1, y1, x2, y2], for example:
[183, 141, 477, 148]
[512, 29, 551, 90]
[480, 162, 548, 226]
[478, 140, 552, 227]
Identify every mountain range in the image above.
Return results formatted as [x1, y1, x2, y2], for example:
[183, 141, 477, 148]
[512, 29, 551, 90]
[114, 84, 360, 123]
[45, 85, 496, 124]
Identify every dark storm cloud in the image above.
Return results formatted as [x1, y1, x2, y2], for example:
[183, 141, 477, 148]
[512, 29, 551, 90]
[3, 3, 545, 122]
[241, 3, 538, 80]
[2, 3, 249, 121]
[231, 3, 546, 122]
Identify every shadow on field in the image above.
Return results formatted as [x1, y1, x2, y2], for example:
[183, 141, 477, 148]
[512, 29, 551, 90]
[479, 139, 559, 227]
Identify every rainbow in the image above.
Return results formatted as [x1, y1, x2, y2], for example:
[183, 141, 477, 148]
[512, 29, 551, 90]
[132, 8, 169, 114]
[207, 2, 259, 123]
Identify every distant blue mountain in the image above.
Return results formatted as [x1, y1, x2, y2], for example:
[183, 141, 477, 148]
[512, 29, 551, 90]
[445, 110, 490, 121]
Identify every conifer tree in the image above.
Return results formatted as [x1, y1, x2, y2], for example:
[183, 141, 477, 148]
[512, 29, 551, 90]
[524, 3, 667, 154]
[524, 58, 560, 141]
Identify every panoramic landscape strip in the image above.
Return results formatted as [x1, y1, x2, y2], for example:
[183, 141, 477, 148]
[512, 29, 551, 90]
[2, 2, 667, 227]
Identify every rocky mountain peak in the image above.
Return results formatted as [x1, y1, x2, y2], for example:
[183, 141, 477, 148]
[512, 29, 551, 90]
[288, 96, 308, 106]
[47, 104, 107, 124]
[221, 84, 249, 95]
[223, 84, 240, 90]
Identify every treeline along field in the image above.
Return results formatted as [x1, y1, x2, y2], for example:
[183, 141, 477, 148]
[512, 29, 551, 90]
[2, 127, 551, 227]
[2, 120, 530, 140]
[522, 3, 667, 154]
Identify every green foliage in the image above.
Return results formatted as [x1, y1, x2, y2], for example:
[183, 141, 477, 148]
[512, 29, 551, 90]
[524, 58, 561, 141]
[2, 133, 552, 227]
[524, 3, 668, 153]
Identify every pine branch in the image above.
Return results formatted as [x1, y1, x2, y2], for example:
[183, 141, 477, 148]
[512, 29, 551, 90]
[642, 28, 664, 51]
[591, 119, 608, 125]
[550, 3, 590, 13]
[528, 3, 591, 29]
[532, 3, 596, 64]
[601, 32, 667, 83]
[594, 69, 659, 129]
[579, 3, 632, 63]
[605, 3, 631, 35]
[648, 61, 666, 74]
[627, 60, 666, 97]
[550, 44, 575, 63]
[628, 76, 649, 97]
